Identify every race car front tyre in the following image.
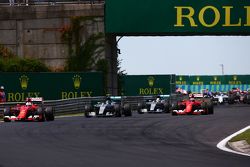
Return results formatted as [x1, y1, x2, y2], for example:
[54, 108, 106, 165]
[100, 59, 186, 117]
[3, 107, 11, 122]
[84, 105, 93, 118]
[137, 102, 145, 114]
[45, 107, 55, 121]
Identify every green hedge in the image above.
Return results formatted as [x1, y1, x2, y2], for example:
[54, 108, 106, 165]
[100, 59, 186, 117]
[0, 44, 50, 72]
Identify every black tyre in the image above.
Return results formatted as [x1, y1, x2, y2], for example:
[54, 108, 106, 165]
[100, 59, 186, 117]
[123, 103, 132, 116]
[45, 107, 54, 121]
[171, 102, 179, 110]
[3, 107, 11, 122]
[200, 102, 207, 115]
[246, 95, 250, 104]
[35, 107, 45, 122]
[170, 102, 179, 116]
[228, 96, 234, 104]
[172, 111, 178, 116]
[114, 104, 121, 117]
[163, 102, 170, 113]
[206, 101, 214, 114]
[84, 105, 93, 118]
[137, 102, 145, 114]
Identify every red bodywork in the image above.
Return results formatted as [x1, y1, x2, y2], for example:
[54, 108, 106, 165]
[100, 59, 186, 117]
[5, 104, 43, 121]
[172, 99, 209, 115]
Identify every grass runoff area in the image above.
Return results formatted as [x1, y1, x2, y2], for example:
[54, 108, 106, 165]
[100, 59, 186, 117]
[230, 129, 250, 144]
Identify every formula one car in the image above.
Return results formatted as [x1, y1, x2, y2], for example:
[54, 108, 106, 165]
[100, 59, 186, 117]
[137, 95, 170, 114]
[213, 92, 229, 104]
[228, 88, 244, 104]
[171, 94, 214, 115]
[84, 96, 132, 118]
[3, 97, 54, 122]
[242, 89, 250, 104]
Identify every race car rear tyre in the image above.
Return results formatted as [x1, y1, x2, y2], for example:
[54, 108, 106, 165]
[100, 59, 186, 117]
[170, 102, 179, 116]
[114, 104, 121, 117]
[45, 107, 54, 121]
[171, 102, 179, 110]
[3, 107, 11, 122]
[35, 107, 45, 122]
[228, 95, 235, 104]
[206, 102, 214, 114]
[84, 105, 93, 118]
[172, 111, 178, 116]
[201, 102, 208, 115]
[123, 104, 132, 117]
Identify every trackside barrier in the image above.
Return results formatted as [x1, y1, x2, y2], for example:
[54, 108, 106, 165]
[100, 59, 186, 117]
[0, 96, 104, 117]
[0, 95, 176, 117]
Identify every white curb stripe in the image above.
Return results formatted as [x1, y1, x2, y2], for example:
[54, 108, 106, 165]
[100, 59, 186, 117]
[217, 126, 250, 157]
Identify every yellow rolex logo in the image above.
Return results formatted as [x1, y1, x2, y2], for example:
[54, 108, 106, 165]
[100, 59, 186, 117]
[197, 76, 200, 81]
[73, 75, 82, 89]
[147, 76, 155, 87]
[233, 75, 237, 81]
[19, 75, 29, 90]
[179, 76, 183, 81]
[214, 76, 217, 81]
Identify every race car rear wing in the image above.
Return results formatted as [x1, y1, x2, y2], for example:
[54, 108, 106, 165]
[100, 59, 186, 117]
[189, 93, 203, 98]
[26, 97, 44, 104]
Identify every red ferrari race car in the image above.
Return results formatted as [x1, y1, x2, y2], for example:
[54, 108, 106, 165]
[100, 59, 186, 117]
[3, 97, 54, 122]
[171, 94, 214, 116]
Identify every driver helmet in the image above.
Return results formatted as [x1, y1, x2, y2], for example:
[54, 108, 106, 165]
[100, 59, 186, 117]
[0, 86, 4, 90]
[26, 98, 32, 106]
[156, 95, 161, 102]
[105, 96, 111, 104]
[189, 94, 195, 101]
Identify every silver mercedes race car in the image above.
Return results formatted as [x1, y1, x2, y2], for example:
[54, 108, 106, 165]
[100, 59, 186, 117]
[84, 96, 132, 118]
[137, 95, 170, 114]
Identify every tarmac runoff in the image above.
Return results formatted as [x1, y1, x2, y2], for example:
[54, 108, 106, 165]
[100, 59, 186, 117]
[217, 125, 250, 157]
[1, 115, 250, 157]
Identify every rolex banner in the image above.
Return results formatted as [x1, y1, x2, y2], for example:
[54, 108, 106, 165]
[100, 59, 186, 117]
[176, 75, 250, 93]
[106, 0, 250, 35]
[0, 72, 104, 102]
[120, 75, 176, 96]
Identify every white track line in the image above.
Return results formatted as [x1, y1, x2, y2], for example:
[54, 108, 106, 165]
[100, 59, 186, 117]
[217, 126, 250, 157]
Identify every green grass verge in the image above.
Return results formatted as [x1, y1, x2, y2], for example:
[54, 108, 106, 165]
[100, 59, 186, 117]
[230, 129, 250, 144]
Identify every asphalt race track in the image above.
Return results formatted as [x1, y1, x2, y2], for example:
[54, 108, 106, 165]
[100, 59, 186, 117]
[0, 105, 250, 167]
